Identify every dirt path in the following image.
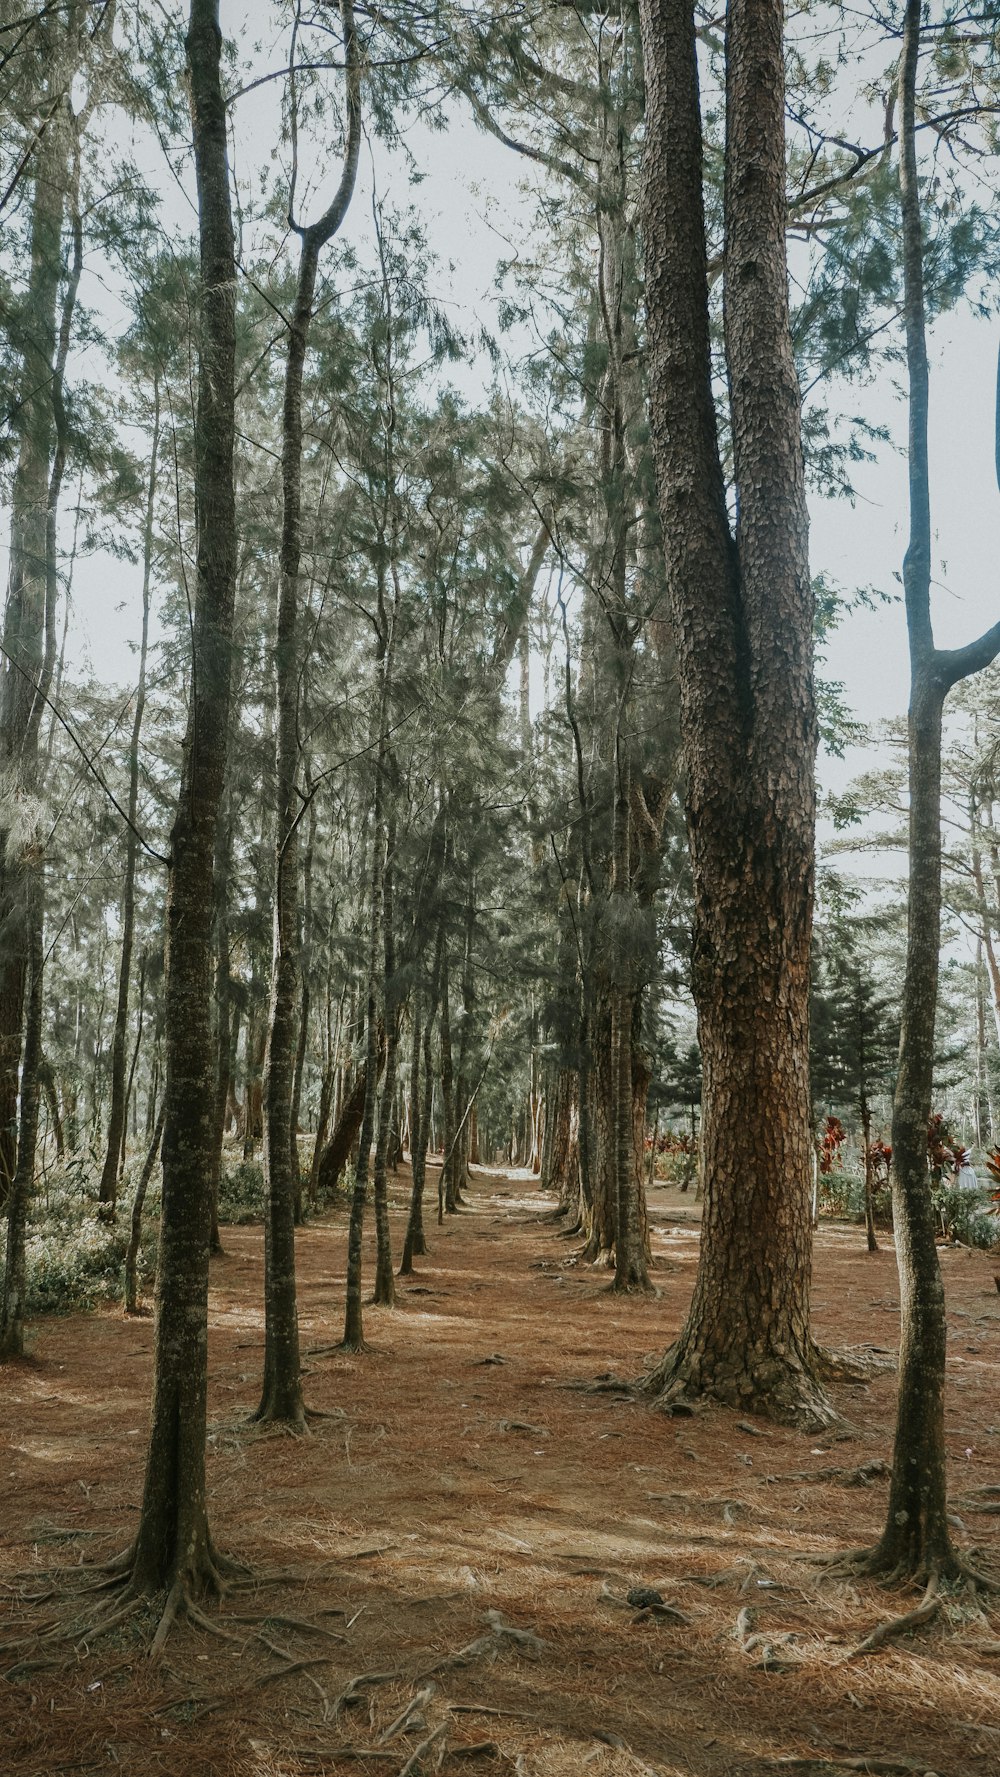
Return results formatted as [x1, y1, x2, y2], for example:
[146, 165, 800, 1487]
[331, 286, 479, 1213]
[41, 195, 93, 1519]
[2, 1165, 1000, 1776]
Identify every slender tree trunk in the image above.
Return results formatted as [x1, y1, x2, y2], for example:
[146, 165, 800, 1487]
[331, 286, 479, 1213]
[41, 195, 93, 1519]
[401, 927, 444, 1273]
[858, 0, 1000, 1583]
[0, 862, 43, 1357]
[126, 0, 239, 1615]
[438, 946, 456, 1222]
[125, 1103, 166, 1316]
[0, 19, 76, 1202]
[258, 5, 360, 1421]
[372, 821, 399, 1306]
[861, 1095, 878, 1254]
[99, 386, 159, 1206]
[120, 952, 148, 1181]
[208, 826, 231, 1260]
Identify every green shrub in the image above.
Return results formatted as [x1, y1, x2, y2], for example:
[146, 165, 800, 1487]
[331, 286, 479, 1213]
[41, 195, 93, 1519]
[934, 1182, 999, 1250]
[217, 1159, 265, 1224]
[24, 1160, 159, 1314]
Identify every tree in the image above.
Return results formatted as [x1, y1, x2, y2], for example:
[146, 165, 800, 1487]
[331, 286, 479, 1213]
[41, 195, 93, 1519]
[810, 899, 900, 1252]
[256, 0, 361, 1430]
[118, 0, 241, 1636]
[843, 0, 1000, 1587]
[639, 0, 829, 1422]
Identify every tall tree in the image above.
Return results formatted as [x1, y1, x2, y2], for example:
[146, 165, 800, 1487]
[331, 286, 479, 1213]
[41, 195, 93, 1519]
[845, 0, 1000, 1586]
[639, 0, 829, 1422]
[256, 0, 361, 1430]
[120, 0, 240, 1636]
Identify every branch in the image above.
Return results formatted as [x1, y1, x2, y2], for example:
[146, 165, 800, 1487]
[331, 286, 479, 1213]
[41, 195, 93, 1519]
[938, 621, 1000, 692]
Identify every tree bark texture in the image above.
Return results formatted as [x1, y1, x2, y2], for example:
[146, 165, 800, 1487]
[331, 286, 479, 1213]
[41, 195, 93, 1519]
[640, 0, 826, 1421]
[127, 0, 238, 1604]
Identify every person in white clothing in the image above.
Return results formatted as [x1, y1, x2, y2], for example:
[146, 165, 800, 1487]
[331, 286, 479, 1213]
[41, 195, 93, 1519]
[955, 1149, 978, 1189]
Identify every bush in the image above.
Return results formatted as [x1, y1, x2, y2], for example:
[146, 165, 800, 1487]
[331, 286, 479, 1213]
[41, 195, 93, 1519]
[934, 1182, 999, 1250]
[217, 1159, 265, 1224]
[24, 1160, 158, 1314]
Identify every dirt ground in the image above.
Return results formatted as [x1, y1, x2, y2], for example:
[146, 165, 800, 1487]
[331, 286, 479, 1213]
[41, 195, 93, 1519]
[2, 1165, 1000, 1777]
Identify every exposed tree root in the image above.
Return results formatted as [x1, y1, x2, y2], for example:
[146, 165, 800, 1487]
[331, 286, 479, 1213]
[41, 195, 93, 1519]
[640, 1339, 839, 1431]
[768, 1459, 891, 1489]
[817, 1543, 1000, 1595]
[766, 1760, 940, 1775]
[607, 1273, 656, 1298]
[849, 1574, 941, 1656]
[397, 1720, 448, 1775]
[815, 1345, 896, 1382]
[330, 1668, 400, 1718]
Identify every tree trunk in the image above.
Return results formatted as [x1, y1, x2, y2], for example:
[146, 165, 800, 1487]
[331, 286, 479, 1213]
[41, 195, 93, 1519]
[582, 989, 616, 1262]
[639, 0, 828, 1422]
[99, 385, 159, 1207]
[438, 945, 456, 1221]
[0, 18, 76, 1203]
[126, 0, 239, 1616]
[372, 821, 399, 1307]
[258, 6, 360, 1419]
[0, 861, 43, 1357]
[401, 930, 444, 1274]
[125, 1103, 166, 1316]
[860, 1096, 878, 1254]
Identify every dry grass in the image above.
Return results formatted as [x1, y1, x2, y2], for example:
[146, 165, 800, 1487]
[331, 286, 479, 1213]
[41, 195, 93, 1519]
[1, 1165, 999, 1775]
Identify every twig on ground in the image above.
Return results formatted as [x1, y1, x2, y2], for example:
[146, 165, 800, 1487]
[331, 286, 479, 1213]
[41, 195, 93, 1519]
[378, 1684, 437, 1742]
[331, 1669, 399, 1717]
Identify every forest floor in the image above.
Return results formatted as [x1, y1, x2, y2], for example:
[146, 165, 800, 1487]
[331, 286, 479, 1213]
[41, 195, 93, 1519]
[3, 1165, 1000, 1777]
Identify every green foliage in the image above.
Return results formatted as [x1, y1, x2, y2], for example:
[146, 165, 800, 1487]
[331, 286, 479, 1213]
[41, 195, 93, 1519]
[934, 1181, 999, 1252]
[217, 1160, 266, 1225]
[23, 1163, 157, 1314]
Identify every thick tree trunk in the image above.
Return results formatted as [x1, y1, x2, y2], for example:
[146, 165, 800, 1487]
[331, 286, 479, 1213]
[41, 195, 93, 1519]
[640, 0, 828, 1423]
[126, 0, 239, 1616]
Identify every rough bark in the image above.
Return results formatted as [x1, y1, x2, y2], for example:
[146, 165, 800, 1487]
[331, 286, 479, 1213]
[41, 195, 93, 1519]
[126, 0, 239, 1608]
[639, 0, 828, 1422]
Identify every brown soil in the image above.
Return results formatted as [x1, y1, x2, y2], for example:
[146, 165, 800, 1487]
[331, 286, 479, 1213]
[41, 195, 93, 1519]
[2, 1164, 1000, 1777]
